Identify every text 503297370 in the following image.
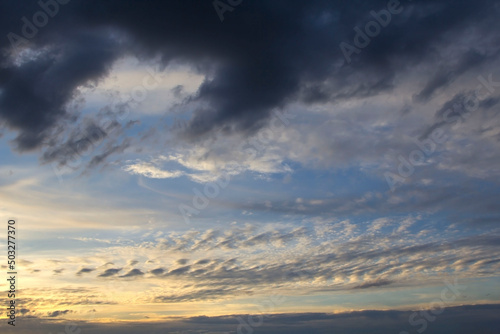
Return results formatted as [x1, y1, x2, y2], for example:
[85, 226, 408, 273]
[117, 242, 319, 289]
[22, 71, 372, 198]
[7, 219, 17, 327]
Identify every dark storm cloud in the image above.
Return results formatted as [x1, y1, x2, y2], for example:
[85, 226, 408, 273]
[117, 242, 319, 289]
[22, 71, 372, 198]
[1, 0, 499, 156]
[0, 27, 121, 151]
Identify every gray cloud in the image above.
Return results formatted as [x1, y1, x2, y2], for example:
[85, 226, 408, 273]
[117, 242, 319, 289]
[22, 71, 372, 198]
[0, 28, 121, 151]
[76, 268, 95, 275]
[414, 49, 491, 102]
[1, 0, 499, 160]
[9, 304, 500, 334]
[149, 268, 165, 275]
[46, 309, 72, 318]
[353, 279, 393, 289]
[98, 268, 122, 277]
[119, 268, 144, 278]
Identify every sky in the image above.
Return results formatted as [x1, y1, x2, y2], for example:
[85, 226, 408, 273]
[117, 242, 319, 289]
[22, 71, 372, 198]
[0, 0, 499, 333]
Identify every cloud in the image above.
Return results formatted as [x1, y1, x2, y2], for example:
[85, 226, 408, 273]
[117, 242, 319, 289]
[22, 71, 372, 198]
[119, 268, 144, 278]
[0, 28, 121, 151]
[353, 279, 393, 289]
[122, 161, 184, 179]
[41, 120, 109, 166]
[0, 0, 498, 162]
[367, 218, 392, 233]
[414, 49, 491, 102]
[76, 268, 95, 276]
[167, 265, 191, 276]
[53, 268, 64, 275]
[154, 287, 238, 303]
[68, 224, 490, 302]
[19, 259, 34, 266]
[127, 260, 139, 266]
[46, 309, 72, 318]
[11, 304, 500, 333]
[149, 268, 165, 275]
[98, 268, 122, 277]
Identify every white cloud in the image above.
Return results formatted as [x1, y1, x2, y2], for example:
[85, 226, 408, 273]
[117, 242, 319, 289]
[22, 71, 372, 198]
[122, 131, 292, 183]
[368, 217, 392, 233]
[122, 161, 184, 179]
